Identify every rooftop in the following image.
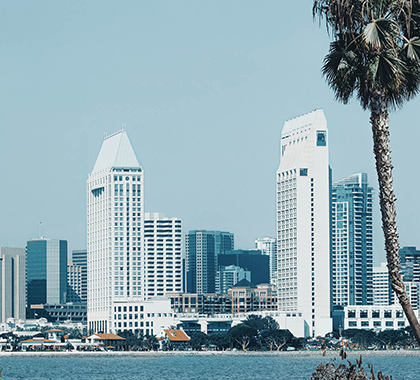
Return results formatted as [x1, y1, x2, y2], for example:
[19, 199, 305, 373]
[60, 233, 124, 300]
[92, 128, 141, 174]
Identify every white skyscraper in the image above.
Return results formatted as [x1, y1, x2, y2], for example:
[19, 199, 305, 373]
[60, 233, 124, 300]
[144, 212, 183, 298]
[255, 237, 277, 285]
[87, 128, 144, 333]
[276, 109, 332, 337]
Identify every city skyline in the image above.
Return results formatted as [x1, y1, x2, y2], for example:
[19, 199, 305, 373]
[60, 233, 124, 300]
[2, 2, 420, 263]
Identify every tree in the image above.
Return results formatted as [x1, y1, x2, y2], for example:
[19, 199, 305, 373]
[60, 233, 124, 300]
[260, 329, 293, 351]
[228, 324, 259, 350]
[313, 0, 420, 344]
[243, 315, 279, 332]
[189, 332, 209, 350]
[209, 333, 230, 350]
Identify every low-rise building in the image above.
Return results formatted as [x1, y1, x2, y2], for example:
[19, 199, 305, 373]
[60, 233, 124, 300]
[161, 329, 190, 350]
[229, 281, 277, 313]
[86, 333, 125, 350]
[339, 305, 418, 331]
[174, 310, 305, 338]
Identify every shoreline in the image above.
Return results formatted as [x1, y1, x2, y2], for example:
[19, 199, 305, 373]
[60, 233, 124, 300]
[1, 349, 419, 358]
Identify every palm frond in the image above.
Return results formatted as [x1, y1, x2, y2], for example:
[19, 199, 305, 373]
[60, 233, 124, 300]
[363, 18, 399, 48]
[404, 36, 420, 62]
[322, 39, 359, 103]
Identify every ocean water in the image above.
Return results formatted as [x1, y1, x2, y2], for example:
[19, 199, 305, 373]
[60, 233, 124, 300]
[0, 354, 418, 380]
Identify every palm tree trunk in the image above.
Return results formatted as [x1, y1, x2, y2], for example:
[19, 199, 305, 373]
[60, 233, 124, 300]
[370, 91, 420, 345]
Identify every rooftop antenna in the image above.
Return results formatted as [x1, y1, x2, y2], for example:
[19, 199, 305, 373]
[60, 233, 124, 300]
[39, 222, 43, 238]
[122, 122, 126, 131]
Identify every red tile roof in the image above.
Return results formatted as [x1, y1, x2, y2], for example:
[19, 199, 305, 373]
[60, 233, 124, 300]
[88, 333, 125, 341]
[164, 329, 190, 342]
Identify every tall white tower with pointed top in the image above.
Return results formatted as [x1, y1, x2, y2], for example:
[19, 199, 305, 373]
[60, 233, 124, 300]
[276, 109, 332, 337]
[87, 129, 144, 333]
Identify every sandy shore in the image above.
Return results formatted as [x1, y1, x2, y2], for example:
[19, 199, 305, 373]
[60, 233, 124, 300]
[0, 349, 419, 358]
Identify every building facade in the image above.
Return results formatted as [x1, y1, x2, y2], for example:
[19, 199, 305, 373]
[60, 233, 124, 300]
[0, 247, 26, 323]
[399, 246, 420, 282]
[373, 262, 391, 306]
[218, 249, 269, 286]
[67, 262, 83, 304]
[331, 173, 373, 307]
[144, 212, 183, 298]
[342, 305, 416, 331]
[72, 250, 87, 302]
[185, 230, 234, 294]
[276, 109, 332, 337]
[255, 237, 277, 285]
[215, 265, 251, 294]
[26, 238, 67, 314]
[87, 128, 144, 333]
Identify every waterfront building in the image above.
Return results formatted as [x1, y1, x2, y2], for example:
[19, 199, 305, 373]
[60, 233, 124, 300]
[218, 249, 269, 285]
[174, 310, 305, 338]
[144, 212, 183, 298]
[215, 265, 251, 294]
[87, 127, 144, 333]
[0, 247, 26, 323]
[331, 173, 373, 307]
[276, 109, 332, 337]
[185, 230, 234, 294]
[255, 237, 277, 285]
[26, 238, 67, 316]
[342, 304, 417, 331]
[29, 303, 87, 324]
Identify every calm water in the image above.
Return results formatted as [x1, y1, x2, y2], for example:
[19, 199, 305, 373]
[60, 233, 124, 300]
[0, 354, 418, 380]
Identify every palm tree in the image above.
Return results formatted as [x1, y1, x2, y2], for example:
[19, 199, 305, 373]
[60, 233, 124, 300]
[313, 0, 420, 344]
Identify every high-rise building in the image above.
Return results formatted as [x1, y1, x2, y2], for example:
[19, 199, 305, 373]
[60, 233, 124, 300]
[255, 237, 277, 285]
[216, 265, 251, 294]
[67, 261, 84, 304]
[218, 249, 269, 286]
[0, 247, 26, 323]
[373, 262, 391, 306]
[144, 212, 183, 298]
[185, 230, 234, 294]
[387, 247, 420, 309]
[331, 173, 373, 307]
[72, 250, 87, 302]
[276, 109, 332, 337]
[26, 238, 67, 315]
[399, 246, 420, 282]
[87, 128, 144, 333]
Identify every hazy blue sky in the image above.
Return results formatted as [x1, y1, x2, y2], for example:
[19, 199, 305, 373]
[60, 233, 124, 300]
[1, 1, 419, 263]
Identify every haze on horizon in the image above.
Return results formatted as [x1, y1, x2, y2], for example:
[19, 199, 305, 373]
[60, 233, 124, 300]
[1, 1, 419, 263]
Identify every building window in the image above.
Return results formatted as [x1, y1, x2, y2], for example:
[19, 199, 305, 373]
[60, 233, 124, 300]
[300, 168, 308, 176]
[317, 131, 326, 146]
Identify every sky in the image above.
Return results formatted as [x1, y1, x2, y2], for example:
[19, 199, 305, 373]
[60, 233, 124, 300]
[1, 1, 419, 264]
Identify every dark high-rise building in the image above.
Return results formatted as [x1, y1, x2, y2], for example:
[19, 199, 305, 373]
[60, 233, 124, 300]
[399, 246, 420, 282]
[185, 230, 234, 293]
[26, 238, 67, 316]
[217, 249, 269, 285]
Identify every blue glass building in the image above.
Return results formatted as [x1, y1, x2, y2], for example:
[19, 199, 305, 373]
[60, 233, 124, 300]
[331, 173, 373, 306]
[26, 238, 67, 316]
[185, 230, 234, 294]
